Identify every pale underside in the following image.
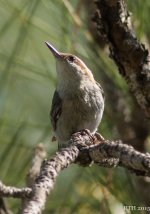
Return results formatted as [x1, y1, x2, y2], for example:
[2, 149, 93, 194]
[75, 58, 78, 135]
[50, 82, 104, 146]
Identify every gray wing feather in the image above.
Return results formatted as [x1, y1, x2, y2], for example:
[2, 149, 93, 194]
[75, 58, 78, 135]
[50, 90, 62, 131]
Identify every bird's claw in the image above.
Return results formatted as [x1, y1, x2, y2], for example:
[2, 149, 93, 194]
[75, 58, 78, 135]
[94, 132, 105, 142]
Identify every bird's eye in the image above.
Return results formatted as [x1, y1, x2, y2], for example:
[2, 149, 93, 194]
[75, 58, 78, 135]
[67, 55, 75, 62]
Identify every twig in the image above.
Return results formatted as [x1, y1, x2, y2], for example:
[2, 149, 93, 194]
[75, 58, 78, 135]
[0, 181, 32, 198]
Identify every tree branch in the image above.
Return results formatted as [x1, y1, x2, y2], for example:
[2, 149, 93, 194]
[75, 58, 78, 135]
[26, 144, 47, 187]
[1, 131, 150, 213]
[0, 197, 12, 214]
[20, 144, 47, 213]
[0, 181, 32, 198]
[93, 0, 150, 118]
[20, 131, 150, 214]
[89, 140, 150, 176]
[21, 145, 79, 214]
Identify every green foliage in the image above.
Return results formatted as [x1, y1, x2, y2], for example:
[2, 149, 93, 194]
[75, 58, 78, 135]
[0, 0, 149, 213]
[127, 0, 150, 39]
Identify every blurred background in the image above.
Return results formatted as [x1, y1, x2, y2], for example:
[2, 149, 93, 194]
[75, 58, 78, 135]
[0, 0, 150, 213]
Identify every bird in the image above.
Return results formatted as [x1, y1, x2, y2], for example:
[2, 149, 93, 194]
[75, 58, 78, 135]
[45, 41, 104, 148]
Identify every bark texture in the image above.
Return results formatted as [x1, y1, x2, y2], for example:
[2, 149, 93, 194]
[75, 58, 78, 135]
[21, 145, 79, 214]
[93, 0, 150, 118]
[0, 181, 32, 198]
[1, 131, 150, 214]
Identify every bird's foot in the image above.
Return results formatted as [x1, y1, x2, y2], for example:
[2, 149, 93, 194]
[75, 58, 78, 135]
[94, 132, 105, 143]
[70, 129, 96, 167]
[71, 129, 95, 148]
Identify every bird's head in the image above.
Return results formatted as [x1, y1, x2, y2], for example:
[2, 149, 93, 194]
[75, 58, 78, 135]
[45, 42, 95, 86]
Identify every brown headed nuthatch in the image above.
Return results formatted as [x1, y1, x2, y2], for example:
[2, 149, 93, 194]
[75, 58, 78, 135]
[45, 42, 104, 148]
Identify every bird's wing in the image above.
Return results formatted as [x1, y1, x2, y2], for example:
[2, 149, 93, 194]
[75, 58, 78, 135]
[50, 90, 62, 131]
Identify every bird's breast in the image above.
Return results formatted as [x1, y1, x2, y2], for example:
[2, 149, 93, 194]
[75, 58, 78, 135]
[61, 85, 104, 120]
[55, 84, 104, 143]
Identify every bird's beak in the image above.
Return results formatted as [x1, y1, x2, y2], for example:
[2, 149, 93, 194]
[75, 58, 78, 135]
[45, 41, 61, 59]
